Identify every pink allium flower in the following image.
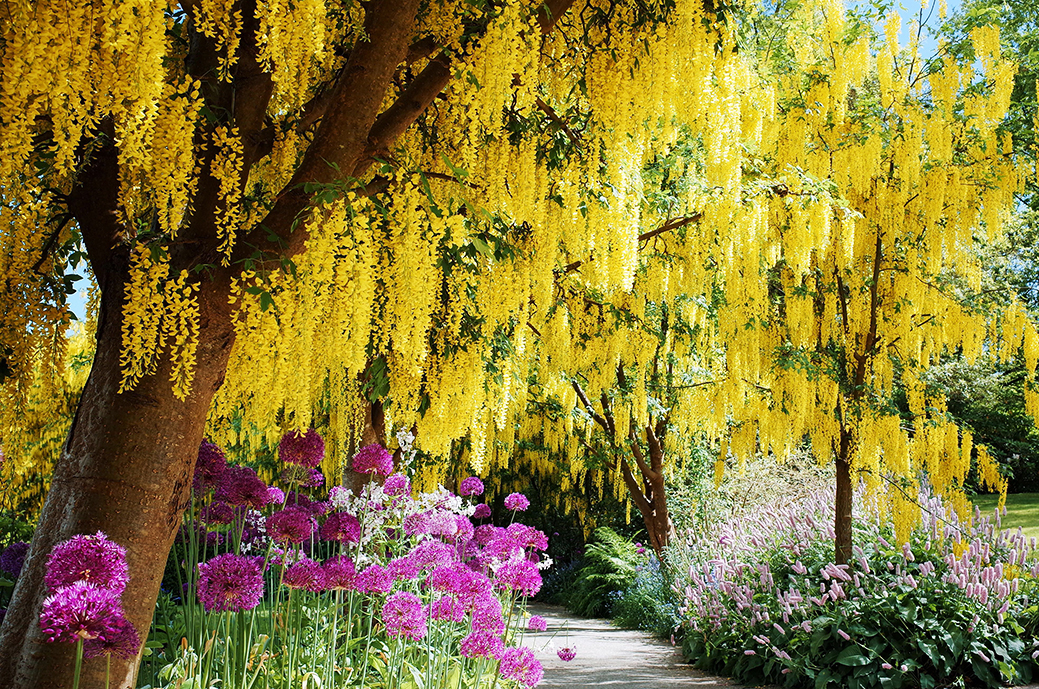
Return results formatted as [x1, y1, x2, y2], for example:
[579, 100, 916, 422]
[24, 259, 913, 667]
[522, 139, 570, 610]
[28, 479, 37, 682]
[506, 523, 549, 551]
[429, 563, 468, 593]
[474, 524, 503, 546]
[472, 504, 492, 520]
[557, 646, 576, 662]
[351, 444, 393, 476]
[454, 515, 475, 543]
[44, 532, 129, 594]
[200, 501, 235, 525]
[389, 556, 420, 581]
[323, 556, 357, 590]
[459, 477, 485, 497]
[470, 595, 505, 633]
[197, 554, 265, 612]
[83, 615, 140, 659]
[266, 507, 316, 545]
[409, 540, 456, 570]
[527, 615, 548, 632]
[356, 564, 393, 594]
[193, 441, 228, 492]
[215, 466, 271, 510]
[303, 468, 325, 488]
[503, 493, 529, 511]
[495, 558, 542, 597]
[39, 581, 123, 643]
[320, 511, 362, 544]
[499, 646, 543, 687]
[384, 473, 410, 496]
[266, 487, 286, 505]
[430, 594, 466, 623]
[404, 510, 457, 537]
[279, 429, 325, 468]
[382, 591, 427, 640]
[460, 630, 505, 659]
[0, 541, 30, 578]
[284, 558, 326, 592]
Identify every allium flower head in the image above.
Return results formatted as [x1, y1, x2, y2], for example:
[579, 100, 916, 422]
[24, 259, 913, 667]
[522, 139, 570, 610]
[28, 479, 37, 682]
[389, 556, 420, 581]
[83, 615, 140, 659]
[304, 468, 325, 488]
[409, 540, 455, 570]
[39, 581, 122, 643]
[197, 554, 265, 612]
[460, 630, 505, 659]
[265, 507, 315, 545]
[44, 532, 129, 594]
[384, 473, 410, 496]
[352, 444, 393, 476]
[557, 646, 576, 662]
[382, 591, 427, 640]
[506, 523, 549, 551]
[471, 595, 505, 633]
[527, 615, 548, 632]
[495, 558, 542, 597]
[200, 501, 235, 525]
[0, 541, 30, 578]
[430, 594, 466, 623]
[454, 515, 475, 543]
[499, 646, 544, 687]
[503, 493, 530, 511]
[472, 504, 492, 520]
[215, 466, 271, 510]
[320, 511, 361, 544]
[267, 487, 286, 505]
[356, 564, 393, 594]
[279, 429, 325, 468]
[459, 477, 485, 497]
[323, 556, 356, 590]
[284, 557, 327, 592]
[194, 441, 228, 492]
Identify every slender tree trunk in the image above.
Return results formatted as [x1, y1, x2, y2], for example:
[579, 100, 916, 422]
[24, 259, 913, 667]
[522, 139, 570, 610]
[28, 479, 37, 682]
[834, 427, 853, 565]
[0, 272, 236, 689]
[343, 399, 387, 494]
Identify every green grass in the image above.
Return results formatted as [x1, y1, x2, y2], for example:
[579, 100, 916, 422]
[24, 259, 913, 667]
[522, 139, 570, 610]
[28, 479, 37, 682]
[972, 493, 1039, 540]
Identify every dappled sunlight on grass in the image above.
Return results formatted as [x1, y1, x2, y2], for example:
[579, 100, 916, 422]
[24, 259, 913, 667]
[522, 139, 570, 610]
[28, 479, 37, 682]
[972, 493, 1039, 540]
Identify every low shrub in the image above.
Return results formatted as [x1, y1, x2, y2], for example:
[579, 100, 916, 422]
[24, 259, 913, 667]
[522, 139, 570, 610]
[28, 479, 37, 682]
[673, 486, 1039, 688]
[611, 553, 679, 637]
[566, 527, 642, 618]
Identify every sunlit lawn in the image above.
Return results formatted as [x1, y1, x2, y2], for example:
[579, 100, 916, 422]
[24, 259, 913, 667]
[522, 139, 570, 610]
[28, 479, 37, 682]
[972, 493, 1039, 540]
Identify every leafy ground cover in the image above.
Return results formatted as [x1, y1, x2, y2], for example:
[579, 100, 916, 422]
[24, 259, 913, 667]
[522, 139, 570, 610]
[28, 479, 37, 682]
[973, 493, 1039, 540]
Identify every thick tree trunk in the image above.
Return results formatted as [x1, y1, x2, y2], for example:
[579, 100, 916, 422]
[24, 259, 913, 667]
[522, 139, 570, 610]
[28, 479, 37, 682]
[0, 275, 236, 689]
[834, 428, 854, 565]
[343, 399, 387, 494]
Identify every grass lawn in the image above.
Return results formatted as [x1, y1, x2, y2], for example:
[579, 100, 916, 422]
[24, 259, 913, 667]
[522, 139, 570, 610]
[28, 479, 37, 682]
[972, 493, 1039, 540]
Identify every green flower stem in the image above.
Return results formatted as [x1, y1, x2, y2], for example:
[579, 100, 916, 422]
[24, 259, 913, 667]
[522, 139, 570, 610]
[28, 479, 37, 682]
[71, 638, 83, 689]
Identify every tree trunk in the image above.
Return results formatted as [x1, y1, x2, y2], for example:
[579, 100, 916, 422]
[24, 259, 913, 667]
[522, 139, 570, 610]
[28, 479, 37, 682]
[343, 399, 387, 494]
[834, 427, 853, 565]
[0, 273, 236, 689]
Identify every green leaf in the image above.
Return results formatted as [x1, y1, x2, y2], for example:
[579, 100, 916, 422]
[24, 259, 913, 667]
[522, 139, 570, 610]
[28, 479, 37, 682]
[259, 291, 274, 312]
[471, 236, 493, 257]
[834, 646, 870, 666]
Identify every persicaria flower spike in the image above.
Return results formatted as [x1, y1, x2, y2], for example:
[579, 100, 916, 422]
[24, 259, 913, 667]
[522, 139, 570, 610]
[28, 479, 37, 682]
[352, 444, 394, 476]
[44, 531, 130, 594]
[279, 428, 325, 468]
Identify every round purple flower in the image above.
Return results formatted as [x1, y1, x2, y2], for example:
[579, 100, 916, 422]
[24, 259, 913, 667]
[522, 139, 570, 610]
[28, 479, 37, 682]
[527, 615, 548, 632]
[503, 493, 529, 512]
[279, 429, 325, 468]
[384, 473, 410, 496]
[557, 646, 576, 662]
[83, 615, 140, 659]
[196, 554, 265, 613]
[303, 468, 325, 488]
[430, 594, 466, 623]
[459, 477, 485, 497]
[0, 541, 30, 578]
[265, 507, 315, 545]
[286, 491, 325, 515]
[351, 444, 393, 476]
[215, 466, 271, 510]
[193, 441, 228, 492]
[453, 515, 475, 543]
[284, 557, 326, 592]
[200, 501, 235, 525]
[320, 511, 361, 544]
[382, 591, 427, 640]
[389, 556, 420, 581]
[460, 630, 505, 659]
[356, 564, 393, 594]
[39, 581, 123, 643]
[44, 532, 129, 594]
[323, 556, 356, 590]
[499, 646, 543, 687]
[409, 540, 456, 570]
[494, 558, 542, 597]
[267, 487, 286, 505]
[470, 595, 505, 633]
[506, 523, 549, 551]
[472, 504, 492, 520]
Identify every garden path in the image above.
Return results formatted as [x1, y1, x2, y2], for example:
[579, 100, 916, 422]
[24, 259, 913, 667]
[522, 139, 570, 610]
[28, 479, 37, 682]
[524, 604, 761, 689]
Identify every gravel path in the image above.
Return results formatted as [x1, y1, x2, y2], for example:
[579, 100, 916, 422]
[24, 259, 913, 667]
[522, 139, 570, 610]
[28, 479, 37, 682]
[524, 604, 755, 688]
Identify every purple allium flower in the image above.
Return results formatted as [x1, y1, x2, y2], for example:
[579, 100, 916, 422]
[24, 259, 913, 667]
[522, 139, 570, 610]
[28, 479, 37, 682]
[557, 646, 576, 662]
[382, 591, 427, 640]
[83, 615, 140, 659]
[193, 441, 228, 492]
[320, 511, 361, 544]
[279, 429, 325, 468]
[389, 556, 420, 581]
[453, 515, 475, 543]
[0, 541, 30, 578]
[506, 523, 549, 551]
[460, 630, 505, 659]
[527, 615, 548, 632]
[470, 595, 505, 633]
[196, 554, 265, 612]
[215, 466, 271, 510]
[200, 501, 235, 525]
[286, 490, 325, 515]
[503, 493, 530, 512]
[323, 556, 357, 590]
[44, 532, 129, 594]
[384, 473, 410, 496]
[495, 558, 542, 597]
[265, 507, 315, 545]
[472, 504, 492, 520]
[267, 487, 286, 505]
[409, 540, 456, 570]
[303, 468, 325, 488]
[356, 564, 393, 594]
[39, 581, 122, 643]
[351, 444, 393, 476]
[428, 563, 468, 593]
[499, 646, 543, 687]
[284, 558, 327, 592]
[474, 525, 503, 546]
[430, 594, 466, 623]
[459, 477, 485, 497]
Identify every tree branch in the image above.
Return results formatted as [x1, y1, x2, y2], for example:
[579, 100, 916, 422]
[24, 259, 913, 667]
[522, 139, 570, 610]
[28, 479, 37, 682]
[65, 121, 123, 291]
[558, 214, 703, 276]
[573, 380, 610, 434]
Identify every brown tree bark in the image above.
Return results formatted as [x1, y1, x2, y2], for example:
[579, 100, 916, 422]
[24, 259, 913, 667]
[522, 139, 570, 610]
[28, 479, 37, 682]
[835, 428, 853, 565]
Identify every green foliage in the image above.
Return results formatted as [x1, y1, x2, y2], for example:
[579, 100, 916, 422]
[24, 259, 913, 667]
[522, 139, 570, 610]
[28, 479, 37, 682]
[611, 554, 679, 638]
[566, 527, 643, 618]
